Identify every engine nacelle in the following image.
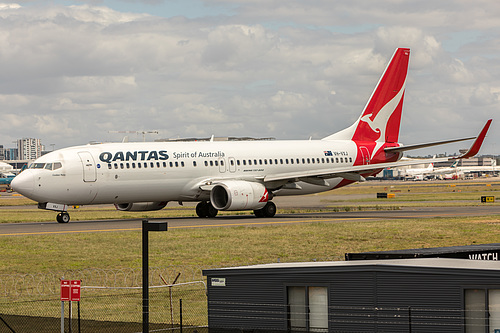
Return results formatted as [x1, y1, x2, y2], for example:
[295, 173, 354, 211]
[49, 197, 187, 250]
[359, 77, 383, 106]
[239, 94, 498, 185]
[210, 180, 268, 211]
[115, 201, 168, 212]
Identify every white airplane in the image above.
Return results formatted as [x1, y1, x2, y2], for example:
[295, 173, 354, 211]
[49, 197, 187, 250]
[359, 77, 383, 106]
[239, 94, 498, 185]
[11, 48, 492, 223]
[403, 162, 434, 178]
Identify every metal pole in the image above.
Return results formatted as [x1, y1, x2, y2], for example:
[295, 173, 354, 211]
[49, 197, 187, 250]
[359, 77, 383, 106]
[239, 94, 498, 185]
[69, 301, 72, 333]
[61, 302, 64, 333]
[408, 306, 412, 333]
[179, 299, 183, 333]
[143, 219, 149, 333]
[78, 301, 81, 333]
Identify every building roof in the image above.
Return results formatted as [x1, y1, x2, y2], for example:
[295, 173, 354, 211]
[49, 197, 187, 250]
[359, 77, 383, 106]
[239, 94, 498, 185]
[203, 258, 500, 277]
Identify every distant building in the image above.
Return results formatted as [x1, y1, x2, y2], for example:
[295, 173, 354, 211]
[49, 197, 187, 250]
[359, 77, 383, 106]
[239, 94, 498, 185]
[17, 138, 42, 160]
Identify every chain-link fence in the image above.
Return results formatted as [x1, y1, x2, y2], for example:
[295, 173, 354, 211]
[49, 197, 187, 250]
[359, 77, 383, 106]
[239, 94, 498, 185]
[0, 267, 208, 333]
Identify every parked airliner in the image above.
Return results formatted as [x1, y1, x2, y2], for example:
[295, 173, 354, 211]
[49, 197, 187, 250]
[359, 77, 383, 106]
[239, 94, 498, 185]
[11, 48, 492, 223]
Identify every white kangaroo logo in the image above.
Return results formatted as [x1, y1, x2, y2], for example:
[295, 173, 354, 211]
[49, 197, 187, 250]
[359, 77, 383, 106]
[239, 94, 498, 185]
[359, 80, 406, 158]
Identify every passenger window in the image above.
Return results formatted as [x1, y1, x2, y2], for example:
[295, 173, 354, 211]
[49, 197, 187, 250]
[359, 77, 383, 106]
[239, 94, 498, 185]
[349, 157, 353, 163]
[132, 163, 136, 168]
[193, 161, 197, 167]
[204, 161, 208, 167]
[243, 160, 246, 166]
[150, 162, 154, 168]
[108, 164, 112, 169]
[210, 161, 214, 167]
[215, 161, 218, 166]
[156, 162, 160, 168]
[144, 163, 148, 168]
[248, 160, 252, 166]
[138, 163, 142, 168]
[163, 162, 166, 167]
[175, 162, 179, 167]
[126, 163, 130, 169]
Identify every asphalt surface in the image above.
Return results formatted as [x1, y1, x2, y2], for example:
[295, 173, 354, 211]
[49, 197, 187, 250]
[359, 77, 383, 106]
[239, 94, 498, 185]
[2, 204, 500, 236]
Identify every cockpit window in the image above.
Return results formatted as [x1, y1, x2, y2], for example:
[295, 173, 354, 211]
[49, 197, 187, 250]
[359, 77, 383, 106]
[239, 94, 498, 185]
[31, 163, 46, 169]
[29, 162, 63, 170]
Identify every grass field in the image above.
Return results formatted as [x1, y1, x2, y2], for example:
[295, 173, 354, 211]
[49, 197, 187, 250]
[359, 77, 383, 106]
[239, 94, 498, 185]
[1, 179, 500, 275]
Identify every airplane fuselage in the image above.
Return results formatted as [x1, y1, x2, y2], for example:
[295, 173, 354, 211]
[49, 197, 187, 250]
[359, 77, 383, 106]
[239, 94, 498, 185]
[15, 139, 376, 206]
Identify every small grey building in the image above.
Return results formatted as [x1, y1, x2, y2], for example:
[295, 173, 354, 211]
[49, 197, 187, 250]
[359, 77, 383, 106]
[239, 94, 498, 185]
[203, 258, 500, 332]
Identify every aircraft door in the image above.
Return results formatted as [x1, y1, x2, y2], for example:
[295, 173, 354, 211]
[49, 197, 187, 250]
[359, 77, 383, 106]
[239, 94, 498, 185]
[78, 151, 97, 182]
[218, 157, 226, 173]
[359, 146, 370, 165]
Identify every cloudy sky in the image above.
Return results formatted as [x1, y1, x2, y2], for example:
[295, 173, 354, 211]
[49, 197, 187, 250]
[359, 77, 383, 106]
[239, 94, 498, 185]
[0, 0, 498, 155]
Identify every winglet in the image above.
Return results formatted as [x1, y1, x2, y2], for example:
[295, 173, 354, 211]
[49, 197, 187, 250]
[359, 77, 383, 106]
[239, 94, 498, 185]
[452, 119, 492, 159]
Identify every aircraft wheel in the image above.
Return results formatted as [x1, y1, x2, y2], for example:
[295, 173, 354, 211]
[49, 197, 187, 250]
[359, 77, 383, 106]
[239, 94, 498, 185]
[254, 208, 265, 218]
[196, 202, 208, 218]
[57, 212, 70, 223]
[206, 203, 218, 218]
[262, 201, 276, 218]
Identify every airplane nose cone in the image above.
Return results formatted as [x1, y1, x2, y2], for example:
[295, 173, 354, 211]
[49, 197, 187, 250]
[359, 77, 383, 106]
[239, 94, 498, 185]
[11, 172, 35, 198]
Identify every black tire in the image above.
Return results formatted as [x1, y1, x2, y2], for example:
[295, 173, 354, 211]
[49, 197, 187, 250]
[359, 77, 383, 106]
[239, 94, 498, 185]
[196, 202, 208, 218]
[57, 212, 70, 223]
[254, 209, 265, 218]
[206, 203, 218, 218]
[262, 201, 276, 218]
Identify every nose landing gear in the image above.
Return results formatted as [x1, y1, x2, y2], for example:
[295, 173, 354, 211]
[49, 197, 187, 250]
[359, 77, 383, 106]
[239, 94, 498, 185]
[56, 212, 70, 223]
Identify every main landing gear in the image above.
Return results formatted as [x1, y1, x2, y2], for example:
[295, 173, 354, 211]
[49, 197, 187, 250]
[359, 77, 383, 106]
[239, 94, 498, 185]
[254, 201, 277, 218]
[56, 212, 70, 223]
[196, 201, 219, 218]
[195, 201, 277, 218]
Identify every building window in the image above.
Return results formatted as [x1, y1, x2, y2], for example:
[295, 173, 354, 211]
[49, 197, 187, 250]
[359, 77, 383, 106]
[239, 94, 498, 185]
[465, 288, 500, 332]
[288, 286, 328, 332]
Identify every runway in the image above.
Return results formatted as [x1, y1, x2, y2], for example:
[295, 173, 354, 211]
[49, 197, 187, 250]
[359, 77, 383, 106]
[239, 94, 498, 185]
[2, 205, 500, 236]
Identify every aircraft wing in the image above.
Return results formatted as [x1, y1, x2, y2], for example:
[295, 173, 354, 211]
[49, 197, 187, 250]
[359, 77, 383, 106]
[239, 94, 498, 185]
[262, 157, 451, 184]
[385, 119, 492, 155]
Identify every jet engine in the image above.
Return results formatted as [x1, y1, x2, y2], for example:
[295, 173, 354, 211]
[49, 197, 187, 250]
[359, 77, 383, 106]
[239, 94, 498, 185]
[115, 202, 168, 211]
[210, 180, 268, 211]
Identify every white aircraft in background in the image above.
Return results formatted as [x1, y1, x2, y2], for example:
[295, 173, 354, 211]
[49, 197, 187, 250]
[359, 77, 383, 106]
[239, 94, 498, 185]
[431, 160, 500, 179]
[403, 162, 434, 179]
[11, 48, 492, 223]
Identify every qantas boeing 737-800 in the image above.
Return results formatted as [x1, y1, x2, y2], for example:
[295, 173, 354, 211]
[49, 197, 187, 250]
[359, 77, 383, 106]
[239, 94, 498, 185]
[11, 48, 492, 223]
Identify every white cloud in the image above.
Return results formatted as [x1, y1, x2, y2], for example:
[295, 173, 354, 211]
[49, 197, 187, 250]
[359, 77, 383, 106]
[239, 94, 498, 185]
[0, 1, 497, 154]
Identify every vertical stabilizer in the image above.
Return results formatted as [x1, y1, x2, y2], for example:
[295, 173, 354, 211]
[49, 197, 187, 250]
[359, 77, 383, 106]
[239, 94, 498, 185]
[323, 48, 410, 143]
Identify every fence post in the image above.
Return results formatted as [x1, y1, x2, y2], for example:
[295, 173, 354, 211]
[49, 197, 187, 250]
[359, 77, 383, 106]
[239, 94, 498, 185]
[180, 298, 183, 333]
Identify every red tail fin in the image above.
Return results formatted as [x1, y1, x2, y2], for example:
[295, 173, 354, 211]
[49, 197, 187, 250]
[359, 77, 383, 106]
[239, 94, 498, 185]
[324, 48, 410, 143]
[353, 48, 410, 143]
